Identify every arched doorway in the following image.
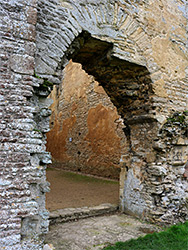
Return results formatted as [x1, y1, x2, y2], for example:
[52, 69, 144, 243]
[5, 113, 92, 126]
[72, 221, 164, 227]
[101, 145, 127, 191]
[2, 0, 188, 249]
[26, 0, 187, 246]
[34, 29, 154, 218]
[45, 58, 125, 211]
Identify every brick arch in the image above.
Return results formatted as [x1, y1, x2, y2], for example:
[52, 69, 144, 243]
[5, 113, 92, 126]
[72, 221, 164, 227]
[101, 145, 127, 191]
[33, 0, 188, 227]
[1, 0, 188, 249]
[35, 0, 149, 77]
[34, 0, 157, 218]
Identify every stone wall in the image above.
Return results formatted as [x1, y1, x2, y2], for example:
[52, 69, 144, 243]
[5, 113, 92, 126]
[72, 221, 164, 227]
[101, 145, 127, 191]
[46, 60, 126, 179]
[0, 0, 188, 248]
[34, 0, 188, 225]
[0, 0, 49, 249]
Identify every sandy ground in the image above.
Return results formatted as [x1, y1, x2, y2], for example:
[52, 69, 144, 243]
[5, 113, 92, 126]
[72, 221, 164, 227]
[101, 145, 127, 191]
[45, 213, 160, 250]
[45, 168, 160, 250]
[46, 168, 119, 211]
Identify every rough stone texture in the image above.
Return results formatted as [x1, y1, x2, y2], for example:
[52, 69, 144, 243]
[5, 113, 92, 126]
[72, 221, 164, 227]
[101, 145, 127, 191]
[0, 0, 188, 248]
[45, 213, 161, 250]
[34, 0, 188, 227]
[49, 203, 118, 225]
[0, 0, 49, 249]
[46, 61, 126, 179]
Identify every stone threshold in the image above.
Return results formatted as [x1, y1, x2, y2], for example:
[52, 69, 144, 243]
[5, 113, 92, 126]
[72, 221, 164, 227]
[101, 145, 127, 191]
[49, 203, 119, 225]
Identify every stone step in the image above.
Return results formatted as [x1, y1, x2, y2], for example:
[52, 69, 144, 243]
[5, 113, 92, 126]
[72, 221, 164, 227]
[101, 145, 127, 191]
[49, 203, 119, 225]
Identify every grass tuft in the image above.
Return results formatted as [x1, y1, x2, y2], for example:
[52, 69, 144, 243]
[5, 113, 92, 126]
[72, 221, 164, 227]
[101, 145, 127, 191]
[103, 221, 188, 250]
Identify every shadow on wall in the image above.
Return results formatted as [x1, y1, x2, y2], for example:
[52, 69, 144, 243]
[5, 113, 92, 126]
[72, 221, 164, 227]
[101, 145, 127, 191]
[46, 59, 127, 180]
[46, 31, 153, 182]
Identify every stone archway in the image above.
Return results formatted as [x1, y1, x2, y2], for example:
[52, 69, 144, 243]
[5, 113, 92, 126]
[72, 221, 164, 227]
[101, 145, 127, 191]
[33, 0, 188, 233]
[1, 0, 188, 249]
[59, 30, 156, 214]
[44, 30, 153, 212]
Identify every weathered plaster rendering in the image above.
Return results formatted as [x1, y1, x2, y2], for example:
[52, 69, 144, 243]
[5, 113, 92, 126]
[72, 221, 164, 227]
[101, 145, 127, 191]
[46, 61, 126, 179]
[0, 0, 188, 248]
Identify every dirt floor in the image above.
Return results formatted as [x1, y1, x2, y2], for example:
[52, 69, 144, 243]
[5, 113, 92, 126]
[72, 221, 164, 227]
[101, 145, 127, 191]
[45, 168, 160, 250]
[46, 168, 119, 211]
[45, 213, 160, 250]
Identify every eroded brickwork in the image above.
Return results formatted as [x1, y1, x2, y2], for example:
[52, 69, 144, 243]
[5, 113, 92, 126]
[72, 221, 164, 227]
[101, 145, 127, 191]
[33, 0, 188, 226]
[0, 0, 188, 248]
[0, 1, 49, 249]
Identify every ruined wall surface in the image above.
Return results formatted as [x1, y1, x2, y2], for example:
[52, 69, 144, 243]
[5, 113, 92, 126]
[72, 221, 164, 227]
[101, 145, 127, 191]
[0, 0, 188, 249]
[0, 1, 50, 249]
[46, 60, 126, 179]
[35, 0, 188, 225]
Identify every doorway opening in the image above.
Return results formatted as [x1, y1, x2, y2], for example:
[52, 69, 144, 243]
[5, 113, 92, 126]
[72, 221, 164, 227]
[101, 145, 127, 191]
[44, 31, 153, 213]
[45, 59, 126, 211]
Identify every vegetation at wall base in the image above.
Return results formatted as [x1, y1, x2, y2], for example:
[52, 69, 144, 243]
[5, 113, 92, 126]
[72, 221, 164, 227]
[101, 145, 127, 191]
[103, 221, 188, 250]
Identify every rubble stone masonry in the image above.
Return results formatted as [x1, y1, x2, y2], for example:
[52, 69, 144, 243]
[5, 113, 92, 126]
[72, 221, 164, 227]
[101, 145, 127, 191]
[46, 60, 126, 179]
[0, 0, 188, 248]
